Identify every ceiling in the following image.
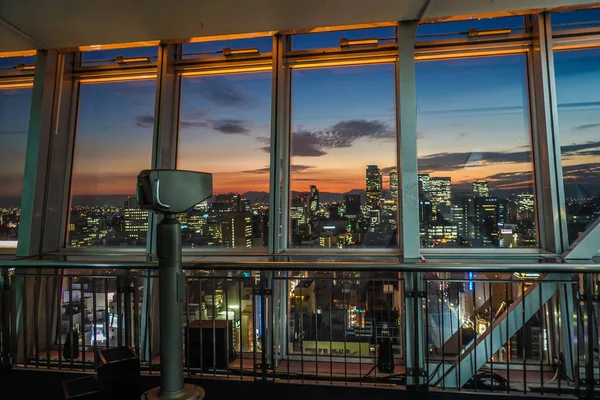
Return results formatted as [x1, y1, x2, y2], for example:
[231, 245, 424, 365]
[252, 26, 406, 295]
[0, 0, 598, 52]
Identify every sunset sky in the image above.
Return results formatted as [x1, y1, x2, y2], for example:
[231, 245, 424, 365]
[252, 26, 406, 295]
[0, 15, 599, 207]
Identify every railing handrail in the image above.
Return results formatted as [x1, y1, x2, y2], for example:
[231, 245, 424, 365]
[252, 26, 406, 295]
[0, 259, 599, 272]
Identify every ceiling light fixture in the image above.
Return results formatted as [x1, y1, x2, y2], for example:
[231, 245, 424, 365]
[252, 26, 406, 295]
[467, 28, 512, 38]
[222, 47, 260, 56]
[339, 38, 379, 47]
[115, 56, 151, 64]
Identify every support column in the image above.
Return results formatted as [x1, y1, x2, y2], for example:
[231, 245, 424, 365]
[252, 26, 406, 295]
[398, 20, 426, 390]
[529, 13, 568, 254]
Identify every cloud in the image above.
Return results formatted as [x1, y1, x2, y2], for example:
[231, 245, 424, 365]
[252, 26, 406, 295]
[211, 119, 249, 135]
[135, 114, 154, 128]
[573, 123, 600, 131]
[561, 141, 600, 155]
[190, 77, 252, 108]
[243, 165, 314, 174]
[419, 150, 532, 172]
[290, 119, 394, 157]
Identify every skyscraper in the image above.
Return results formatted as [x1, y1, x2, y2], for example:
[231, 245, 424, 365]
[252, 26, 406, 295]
[366, 165, 382, 210]
[123, 197, 148, 241]
[428, 177, 452, 211]
[222, 212, 253, 248]
[344, 194, 361, 217]
[309, 185, 319, 217]
[389, 168, 398, 201]
[473, 181, 490, 198]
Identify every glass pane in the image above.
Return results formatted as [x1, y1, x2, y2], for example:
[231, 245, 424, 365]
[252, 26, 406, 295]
[289, 64, 398, 248]
[0, 55, 36, 72]
[177, 72, 272, 249]
[67, 80, 156, 248]
[552, 9, 600, 31]
[417, 16, 526, 41]
[416, 55, 537, 248]
[291, 27, 396, 51]
[554, 49, 600, 244]
[0, 87, 32, 249]
[81, 46, 158, 66]
[182, 37, 273, 58]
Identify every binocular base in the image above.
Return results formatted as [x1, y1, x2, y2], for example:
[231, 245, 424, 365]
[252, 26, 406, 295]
[142, 384, 205, 400]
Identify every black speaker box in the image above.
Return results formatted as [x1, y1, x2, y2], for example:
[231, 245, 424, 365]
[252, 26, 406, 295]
[62, 375, 101, 399]
[96, 346, 140, 397]
[185, 320, 235, 371]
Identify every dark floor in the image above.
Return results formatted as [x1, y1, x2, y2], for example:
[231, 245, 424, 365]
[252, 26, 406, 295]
[0, 368, 560, 400]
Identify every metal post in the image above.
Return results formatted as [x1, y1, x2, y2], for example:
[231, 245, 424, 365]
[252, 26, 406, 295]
[584, 273, 596, 399]
[143, 214, 204, 400]
[1, 268, 11, 370]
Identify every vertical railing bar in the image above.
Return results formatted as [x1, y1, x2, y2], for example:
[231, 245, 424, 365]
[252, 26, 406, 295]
[315, 280, 319, 383]
[539, 281, 544, 394]
[358, 279, 362, 386]
[92, 278, 97, 369]
[56, 274, 63, 370]
[505, 282, 510, 393]
[489, 281, 493, 393]
[133, 276, 140, 357]
[117, 276, 123, 348]
[80, 277, 86, 370]
[45, 277, 51, 370]
[300, 279, 304, 383]
[556, 282, 562, 393]
[425, 280, 430, 389]
[472, 280, 477, 392]
[147, 276, 153, 374]
[185, 277, 190, 377]
[211, 278, 216, 378]
[269, 276, 275, 383]
[344, 277, 348, 385]
[104, 279, 109, 351]
[522, 282, 526, 394]
[329, 278, 333, 385]
[286, 278, 290, 383]
[33, 276, 40, 368]
[238, 278, 243, 380]
[457, 281, 461, 390]
[68, 276, 74, 370]
[252, 277, 258, 382]
[22, 276, 29, 367]
[198, 278, 203, 376]
[441, 279, 445, 391]
[225, 277, 230, 380]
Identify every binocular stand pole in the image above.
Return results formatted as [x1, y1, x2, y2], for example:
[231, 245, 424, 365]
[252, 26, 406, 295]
[143, 215, 204, 400]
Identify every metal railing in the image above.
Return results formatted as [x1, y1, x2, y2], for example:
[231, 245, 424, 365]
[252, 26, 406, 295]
[0, 259, 598, 398]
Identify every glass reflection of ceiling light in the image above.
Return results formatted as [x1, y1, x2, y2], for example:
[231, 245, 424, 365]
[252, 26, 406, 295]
[16, 63, 35, 71]
[339, 38, 379, 47]
[467, 28, 512, 38]
[222, 47, 259, 56]
[115, 56, 151, 64]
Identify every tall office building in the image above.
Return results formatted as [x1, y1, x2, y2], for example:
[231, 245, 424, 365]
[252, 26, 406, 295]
[473, 181, 490, 197]
[515, 194, 535, 218]
[222, 212, 253, 248]
[366, 165, 382, 210]
[389, 168, 398, 201]
[429, 177, 452, 211]
[123, 197, 148, 241]
[344, 194, 361, 217]
[309, 185, 319, 216]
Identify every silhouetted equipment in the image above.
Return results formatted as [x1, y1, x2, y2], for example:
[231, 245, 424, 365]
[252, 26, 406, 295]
[138, 169, 211, 400]
[185, 320, 235, 371]
[62, 375, 101, 399]
[96, 346, 140, 397]
[63, 329, 80, 360]
[377, 337, 395, 374]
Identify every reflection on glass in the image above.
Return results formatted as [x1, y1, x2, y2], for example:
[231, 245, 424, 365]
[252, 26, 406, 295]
[554, 49, 600, 244]
[177, 73, 272, 249]
[291, 27, 396, 51]
[416, 16, 526, 41]
[287, 271, 403, 360]
[182, 37, 273, 58]
[290, 64, 398, 248]
[416, 55, 537, 248]
[81, 47, 158, 66]
[0, 55, 36, 71]
[67, 80, 156, 247]
[0, 87, 32, 248]
[552, 9, 600, 31]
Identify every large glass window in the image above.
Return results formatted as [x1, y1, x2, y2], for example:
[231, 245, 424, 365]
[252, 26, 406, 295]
[291, 27, 396, 51]
[289, 64, 398, 248]
[554, 49, 600, 244]
[416, 55, 537, 249]
[67, 80, 156, 248]
[177, 72, 272, 249]
[0, 86, 32, 249]
[416, 16, 526, 42]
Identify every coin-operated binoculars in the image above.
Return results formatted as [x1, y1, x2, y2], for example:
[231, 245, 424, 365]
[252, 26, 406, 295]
[137, 170, 212, 400]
